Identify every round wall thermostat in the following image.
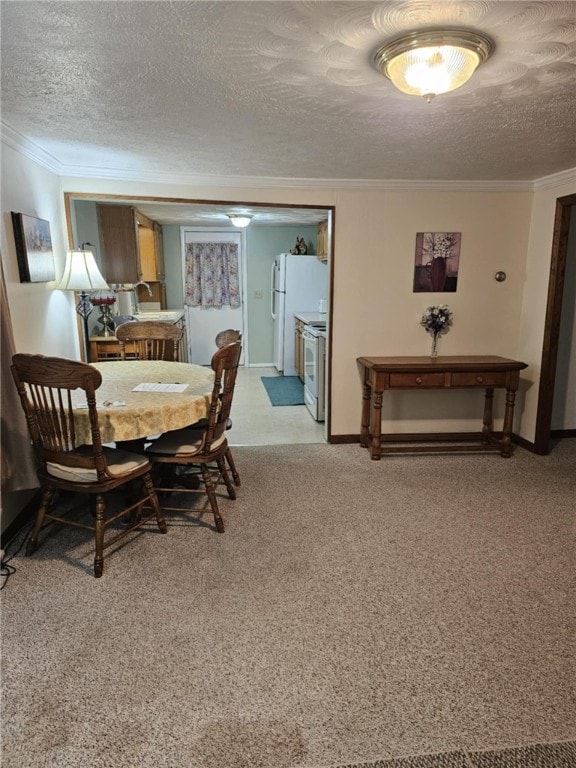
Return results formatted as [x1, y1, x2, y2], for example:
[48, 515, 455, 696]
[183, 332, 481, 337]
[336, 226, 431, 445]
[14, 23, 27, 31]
[495, 271, 507, 282]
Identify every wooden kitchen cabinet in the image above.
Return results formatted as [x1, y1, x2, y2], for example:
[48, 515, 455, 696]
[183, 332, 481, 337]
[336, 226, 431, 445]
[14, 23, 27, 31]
[316, 220, 328, 262]
[98, 205, 166, 306]
[154, 222, 165, 281]
[137, 216, 157, 282]
[294, 318, 305, 382]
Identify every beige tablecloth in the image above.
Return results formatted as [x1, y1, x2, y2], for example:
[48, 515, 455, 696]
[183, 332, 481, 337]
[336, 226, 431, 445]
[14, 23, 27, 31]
[72, 360, 214, 444]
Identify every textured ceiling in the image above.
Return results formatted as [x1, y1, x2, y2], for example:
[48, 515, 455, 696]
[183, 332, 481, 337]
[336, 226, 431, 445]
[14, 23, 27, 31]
[1, 0, 575, 184]
[74, 198, 329, 227]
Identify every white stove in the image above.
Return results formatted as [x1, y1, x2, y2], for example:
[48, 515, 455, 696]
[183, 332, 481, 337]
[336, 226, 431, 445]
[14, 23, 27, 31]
[302, 324, 326, 421]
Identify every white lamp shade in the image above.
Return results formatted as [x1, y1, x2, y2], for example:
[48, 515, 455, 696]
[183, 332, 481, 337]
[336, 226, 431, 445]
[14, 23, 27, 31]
[56, 249, 109, 291]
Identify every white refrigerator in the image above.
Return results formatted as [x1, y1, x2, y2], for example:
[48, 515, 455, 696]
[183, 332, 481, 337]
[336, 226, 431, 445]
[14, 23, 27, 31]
[271, 253, 327, 376]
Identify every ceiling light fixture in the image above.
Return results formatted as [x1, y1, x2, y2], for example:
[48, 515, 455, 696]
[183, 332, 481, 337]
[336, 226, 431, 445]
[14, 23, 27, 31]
[374, 28, 494, 102]
[228, 214, 253, 228]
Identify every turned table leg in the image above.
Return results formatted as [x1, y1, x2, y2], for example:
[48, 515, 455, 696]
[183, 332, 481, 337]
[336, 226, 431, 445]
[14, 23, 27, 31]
[360, 382, 371, 449]
[501, 387, 517, 457]
[482, 387, 494, 444]
[370, 389, 383, 460]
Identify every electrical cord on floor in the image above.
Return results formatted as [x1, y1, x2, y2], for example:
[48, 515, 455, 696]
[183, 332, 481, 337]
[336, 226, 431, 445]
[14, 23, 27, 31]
[0, 522, 33, 590]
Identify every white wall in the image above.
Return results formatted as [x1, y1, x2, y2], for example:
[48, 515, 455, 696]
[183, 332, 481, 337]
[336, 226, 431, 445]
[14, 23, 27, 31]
[1, 145, 79, 358]
[1, 145, 79, 533]
[58, 176, 543, 437]
[331, 187, 534, 435]
[4, 156, 575, 445]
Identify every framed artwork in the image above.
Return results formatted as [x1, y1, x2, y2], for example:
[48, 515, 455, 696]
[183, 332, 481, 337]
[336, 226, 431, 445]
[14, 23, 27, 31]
[11, 212, 56, 283]
[413, 231, 461, 293]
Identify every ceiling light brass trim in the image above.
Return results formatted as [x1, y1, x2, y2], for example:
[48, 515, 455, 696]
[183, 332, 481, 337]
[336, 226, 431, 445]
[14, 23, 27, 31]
[374, 27, 494, 78]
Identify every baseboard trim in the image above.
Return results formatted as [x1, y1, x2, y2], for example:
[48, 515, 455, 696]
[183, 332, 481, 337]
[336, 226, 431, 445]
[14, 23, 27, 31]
[551, 428, 576, 438]
[329, 435, 360, 444]
[513, 434, 536, 452]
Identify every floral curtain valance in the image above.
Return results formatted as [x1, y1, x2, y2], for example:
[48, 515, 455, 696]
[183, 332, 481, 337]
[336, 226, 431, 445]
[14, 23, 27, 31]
[184, 242, 241, 308]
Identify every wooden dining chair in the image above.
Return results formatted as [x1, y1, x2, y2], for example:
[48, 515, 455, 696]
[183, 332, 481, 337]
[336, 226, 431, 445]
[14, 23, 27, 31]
[185, 328, 243, 486]
[11, 353, 167, 578]
[145, 341, 242, 533]
[216, 329, 242, 484]
[116, 321, 183, 361]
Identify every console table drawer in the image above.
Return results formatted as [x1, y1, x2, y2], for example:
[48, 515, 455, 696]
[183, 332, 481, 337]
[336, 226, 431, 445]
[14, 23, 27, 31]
[451, 372, 508, 387]
[389, 372, 446, 388]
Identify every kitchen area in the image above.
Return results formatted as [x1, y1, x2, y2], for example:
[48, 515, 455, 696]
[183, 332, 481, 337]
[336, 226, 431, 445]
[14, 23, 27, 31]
[68, 195, 331, 439]
[271, 249, 328, 422]
[77, 203, 188, 364]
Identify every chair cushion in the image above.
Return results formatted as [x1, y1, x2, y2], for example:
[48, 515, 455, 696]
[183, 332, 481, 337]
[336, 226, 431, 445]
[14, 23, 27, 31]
[47, 447, 149, 483]
[146, 427, 226, 457]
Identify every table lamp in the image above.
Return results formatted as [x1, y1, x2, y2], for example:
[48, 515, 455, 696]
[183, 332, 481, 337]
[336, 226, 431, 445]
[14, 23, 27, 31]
[55, 244, 109, 362]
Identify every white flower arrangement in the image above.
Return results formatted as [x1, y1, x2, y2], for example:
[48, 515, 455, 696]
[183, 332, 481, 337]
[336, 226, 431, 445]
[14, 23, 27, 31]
[428, 232, 456, 262]
[420, 305, 453, 336]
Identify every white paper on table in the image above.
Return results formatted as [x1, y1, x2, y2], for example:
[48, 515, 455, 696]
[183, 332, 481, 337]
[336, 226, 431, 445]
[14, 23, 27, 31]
[132, 382, 189, 393]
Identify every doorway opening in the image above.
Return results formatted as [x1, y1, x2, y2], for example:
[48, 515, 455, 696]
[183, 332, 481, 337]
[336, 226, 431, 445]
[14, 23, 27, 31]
[65, 192, 335, 445]
[534, 193, 576, 454]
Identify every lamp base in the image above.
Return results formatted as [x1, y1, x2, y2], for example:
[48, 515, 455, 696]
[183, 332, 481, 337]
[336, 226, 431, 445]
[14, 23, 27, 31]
[76, 291, 94, 363]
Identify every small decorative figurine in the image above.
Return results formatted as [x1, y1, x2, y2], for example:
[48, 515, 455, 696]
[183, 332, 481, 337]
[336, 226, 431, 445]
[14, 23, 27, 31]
[291, 237, 308, 255]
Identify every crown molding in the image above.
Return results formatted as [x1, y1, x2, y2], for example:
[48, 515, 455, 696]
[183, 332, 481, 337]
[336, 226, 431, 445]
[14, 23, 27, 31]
[49, 167, 539, 192]
[1, 122, 63, 173]
[532, 167, 576, 191]
[2, 119, 568, 193]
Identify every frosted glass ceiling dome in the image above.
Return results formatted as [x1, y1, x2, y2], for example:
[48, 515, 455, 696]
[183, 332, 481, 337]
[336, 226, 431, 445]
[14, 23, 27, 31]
[374, 28, 494, 102]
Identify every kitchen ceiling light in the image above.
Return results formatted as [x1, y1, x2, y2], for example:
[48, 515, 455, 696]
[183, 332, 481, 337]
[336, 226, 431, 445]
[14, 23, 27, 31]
[374, 28, 494, 102]
[228, 214, 253, 228]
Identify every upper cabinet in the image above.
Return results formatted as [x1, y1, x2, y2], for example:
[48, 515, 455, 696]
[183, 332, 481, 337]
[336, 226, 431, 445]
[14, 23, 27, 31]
[98, 205, 166, 306]
[317, 220, 329, 262]
[153, 222, 165, 281]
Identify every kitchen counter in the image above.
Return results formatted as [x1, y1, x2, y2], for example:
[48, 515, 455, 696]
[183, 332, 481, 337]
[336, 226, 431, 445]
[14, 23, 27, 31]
[132, 309, 185, 322]
[294, 312, 326, 326]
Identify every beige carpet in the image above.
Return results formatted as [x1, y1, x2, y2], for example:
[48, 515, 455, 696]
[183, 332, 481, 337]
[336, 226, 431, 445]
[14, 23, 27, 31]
[1, 440, 575, 768]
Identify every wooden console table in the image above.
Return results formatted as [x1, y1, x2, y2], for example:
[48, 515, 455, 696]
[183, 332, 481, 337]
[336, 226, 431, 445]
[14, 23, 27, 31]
[357, 355, 528, 460]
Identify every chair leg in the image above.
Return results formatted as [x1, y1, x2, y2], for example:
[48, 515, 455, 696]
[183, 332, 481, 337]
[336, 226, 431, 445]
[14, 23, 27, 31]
[200, 464, 225, 533]
[217, 458, 236, 501]
[94, 494, 106, 578]
[143, 472, 167, 533]
[225, 447, 241, 487]
[26, 488, 53, 556]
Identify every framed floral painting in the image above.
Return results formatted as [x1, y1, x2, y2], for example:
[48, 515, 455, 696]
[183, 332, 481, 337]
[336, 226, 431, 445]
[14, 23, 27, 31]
[413, 231, 461, 293]
[11, 212, 56, 283]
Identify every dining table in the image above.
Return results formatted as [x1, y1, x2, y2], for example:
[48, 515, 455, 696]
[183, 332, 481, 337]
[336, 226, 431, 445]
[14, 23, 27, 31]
[71, 360, 215, 445]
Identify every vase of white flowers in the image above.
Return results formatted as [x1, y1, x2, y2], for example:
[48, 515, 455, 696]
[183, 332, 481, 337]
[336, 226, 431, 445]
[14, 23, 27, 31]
[420, 305, 453, 359]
